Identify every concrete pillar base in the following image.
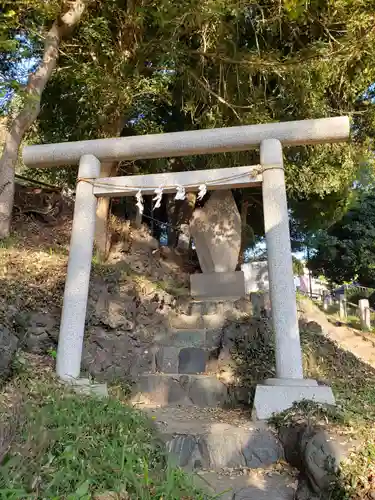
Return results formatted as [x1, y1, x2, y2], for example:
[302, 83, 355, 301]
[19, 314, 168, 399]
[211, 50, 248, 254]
[263, 378, 318, 387]
[59, 376, 108, 398]
[252, 382, 335, 420]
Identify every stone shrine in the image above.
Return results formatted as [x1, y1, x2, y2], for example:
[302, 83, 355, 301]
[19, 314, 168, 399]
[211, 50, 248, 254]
[189, 190, 246, 298]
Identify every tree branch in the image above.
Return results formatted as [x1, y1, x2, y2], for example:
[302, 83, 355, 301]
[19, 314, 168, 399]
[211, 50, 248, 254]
[0, 0, 90, 238]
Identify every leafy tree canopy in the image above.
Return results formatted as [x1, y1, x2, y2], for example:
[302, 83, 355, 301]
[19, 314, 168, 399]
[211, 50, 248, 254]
[309, 191, 375, 287]
[2, 0, 375, 234]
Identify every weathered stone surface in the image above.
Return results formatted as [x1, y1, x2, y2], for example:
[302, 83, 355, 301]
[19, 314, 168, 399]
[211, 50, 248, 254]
[200, 423, 284, 469]
[205, 329, 223, 348]
[185, 375, 228, 407]
[82, 327, 154, 381]
[169, 312, 203, 330]
[303, 429, 344, 493]
[279, 425, 351, 496]
[98, 300, 134, 330]
[156, 346, 179, 373]
[295, 479, 320, 500]
[194, 470, 296, 500]
[165, 435, 200, 468]
[0, 326, 18, 379]
[190, 271, 245, 299]
[11, 310, 59, 354]
[178, 347, 207, 374]
[190, 190, 241, 273]
[132, 374, 228, 407]
[131, 374, 193, 406]
[233, 475, 295, 500]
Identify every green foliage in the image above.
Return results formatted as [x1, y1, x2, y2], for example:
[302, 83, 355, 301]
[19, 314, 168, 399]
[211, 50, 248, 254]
[0, 391, 211, 499]
[3, 0, 375, 232]
[31, 0, 375, 192]
[309, 191, 375, 286]
[292, 256, 304, 276]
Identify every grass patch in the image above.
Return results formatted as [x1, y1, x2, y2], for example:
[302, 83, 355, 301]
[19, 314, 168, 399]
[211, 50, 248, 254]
[0, 358, 212, 500]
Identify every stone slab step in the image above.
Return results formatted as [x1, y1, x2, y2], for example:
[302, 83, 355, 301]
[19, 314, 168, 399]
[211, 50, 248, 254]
[169, 312, 227, 330]
[154, 329, 220, 348]
[176, 297, 241, 315]
[194, 468, 297, 500]
[131, 373, 228, 407]
[155, 346, 208, 374]
[142, 406, 284, 472]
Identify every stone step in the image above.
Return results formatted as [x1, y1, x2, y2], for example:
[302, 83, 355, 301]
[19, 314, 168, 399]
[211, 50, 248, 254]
[194, 468, 296, 500]
[142, 406, 284, 472]
[155, 346, 209, 374]
[155, 329, 221, 348]
[131, 373, 229, 407]
[174, 297, 253, 317]
[169, 312, 227, 330]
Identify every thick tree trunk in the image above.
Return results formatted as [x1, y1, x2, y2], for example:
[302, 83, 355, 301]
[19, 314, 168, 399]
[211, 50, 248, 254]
[95, 161, 117, 261]
[0, 0, 88, 238]
[169, 192, 197, 248]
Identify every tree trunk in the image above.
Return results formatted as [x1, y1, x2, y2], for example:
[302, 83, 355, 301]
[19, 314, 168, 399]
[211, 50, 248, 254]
[169, 192, 197, 248]
[95, 161, 117, 261]
[239, 200, 249, 265]
[0, 0, 89, 238]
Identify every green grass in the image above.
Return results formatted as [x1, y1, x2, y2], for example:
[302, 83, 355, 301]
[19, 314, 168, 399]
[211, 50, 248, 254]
[0, 363, 212, 500]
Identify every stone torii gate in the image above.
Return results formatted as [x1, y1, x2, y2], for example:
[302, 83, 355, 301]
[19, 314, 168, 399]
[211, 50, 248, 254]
[23, 116, 349, 417]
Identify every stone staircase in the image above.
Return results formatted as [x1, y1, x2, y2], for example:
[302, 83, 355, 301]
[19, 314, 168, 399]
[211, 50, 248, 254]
[138, 406, 296, 499]
[131, 297, 253, 407]
[130, 297, 296, 499]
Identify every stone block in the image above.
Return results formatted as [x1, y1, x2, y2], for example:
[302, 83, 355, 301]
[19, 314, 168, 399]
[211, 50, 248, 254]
[179, 347, 207, 374]
[171, 330, 207, 348]
[200, 424, 283, 469]
[132, 374, 229, 408]
[202, 314, 226, 329]
[131, 374, 193, 406]
[186, 375, 228, 406]
[190, 190, 241, 273]
[156, 346, 179, 373]
[205, 329, 223, 348]
[169, 313, 203, 330]
[164, 434, 201, 469]
[190, 271, 245, 299]
[253, 383, 335, 420]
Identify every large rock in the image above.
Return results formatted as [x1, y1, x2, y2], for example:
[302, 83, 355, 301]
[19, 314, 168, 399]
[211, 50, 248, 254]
[279, 425, 350, 495]
[82, 327, 154, 381]
[0, 326, 18, 379]
[11, 311, 59, 354]
[200, 423, 284, 469]
[190, 190, 241, 273]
